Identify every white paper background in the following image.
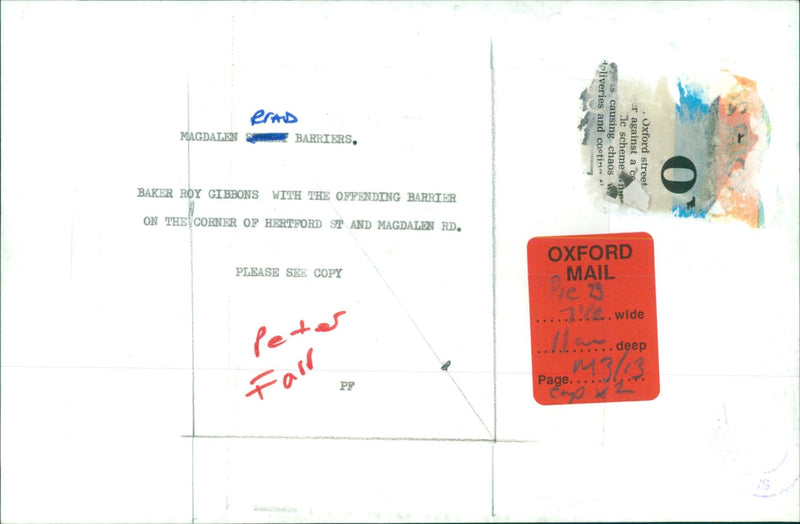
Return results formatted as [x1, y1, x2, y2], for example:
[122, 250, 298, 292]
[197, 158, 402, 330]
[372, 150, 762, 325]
[2, 2, 798, 522]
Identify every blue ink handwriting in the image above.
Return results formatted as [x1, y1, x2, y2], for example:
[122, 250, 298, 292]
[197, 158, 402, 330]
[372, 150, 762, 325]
[251, 110, 298, 125]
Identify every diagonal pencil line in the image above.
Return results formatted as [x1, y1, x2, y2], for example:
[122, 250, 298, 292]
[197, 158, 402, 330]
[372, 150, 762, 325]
[307, 176, 493, 439]
[342, 224, 493, 437]
[445, 368, 492, 436]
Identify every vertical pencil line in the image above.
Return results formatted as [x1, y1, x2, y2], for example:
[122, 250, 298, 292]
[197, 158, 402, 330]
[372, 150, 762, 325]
[490, 38, 498, 519]
[187, 81, 196, 524]
[492, 444, 496, 517]
[490, 39, 497, 442]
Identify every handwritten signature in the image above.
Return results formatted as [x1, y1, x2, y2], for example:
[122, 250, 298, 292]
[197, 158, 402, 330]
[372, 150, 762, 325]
[251, 110, 298, 125]
[246, 310, 345, 399]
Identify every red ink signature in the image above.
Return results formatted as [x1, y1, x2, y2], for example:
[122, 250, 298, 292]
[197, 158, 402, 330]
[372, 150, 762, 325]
[254, 311, 346, 357]
[246, 347, 315, 399]
[246, 310, 345, 400]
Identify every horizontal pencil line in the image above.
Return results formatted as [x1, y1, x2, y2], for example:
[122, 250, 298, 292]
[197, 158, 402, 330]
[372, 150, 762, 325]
[184, 434, 494, 443]
[1, 365, 797, 379]
[181, 434, 541, 444]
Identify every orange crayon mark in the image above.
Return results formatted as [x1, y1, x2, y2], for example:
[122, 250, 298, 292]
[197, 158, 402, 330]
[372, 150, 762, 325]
[714, 75, 766, 227]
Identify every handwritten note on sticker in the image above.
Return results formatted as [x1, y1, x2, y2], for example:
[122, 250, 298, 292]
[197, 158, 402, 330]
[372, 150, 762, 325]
[527, 233, 659, 405]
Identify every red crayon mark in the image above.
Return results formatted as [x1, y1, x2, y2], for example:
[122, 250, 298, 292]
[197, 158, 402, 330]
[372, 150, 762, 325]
[283, 372, 297, 389]
[268, 335, 286, 349]
[245, 369, 277, 399]
[290, 320, 311, 336]
[246, 311, 341, 401]
[305, 347, 314, 370]
[282, 348, 315, 390]
[315, 311, 346, 332]
[252, 311, 346, 357]
[254, 326, 267, 357]
[246, 347, 317, 399]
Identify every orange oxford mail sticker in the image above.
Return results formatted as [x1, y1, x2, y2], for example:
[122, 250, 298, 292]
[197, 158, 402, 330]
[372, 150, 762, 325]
[527, 232, 659, 405]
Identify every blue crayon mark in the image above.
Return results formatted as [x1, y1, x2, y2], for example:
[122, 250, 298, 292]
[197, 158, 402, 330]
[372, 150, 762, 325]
[676, 80, 711, 123]
[762, 104, 772, 146]
[247, 133, 289, 144]
[672, 205, 707, 220]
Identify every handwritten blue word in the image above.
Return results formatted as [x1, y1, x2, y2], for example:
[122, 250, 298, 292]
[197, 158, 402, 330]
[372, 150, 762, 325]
[246, 133, 289, 144]
[251, 110, 298, 125]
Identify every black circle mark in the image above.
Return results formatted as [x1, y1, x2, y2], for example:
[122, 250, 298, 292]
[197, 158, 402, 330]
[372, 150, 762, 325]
[660, 155, 698, 194]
